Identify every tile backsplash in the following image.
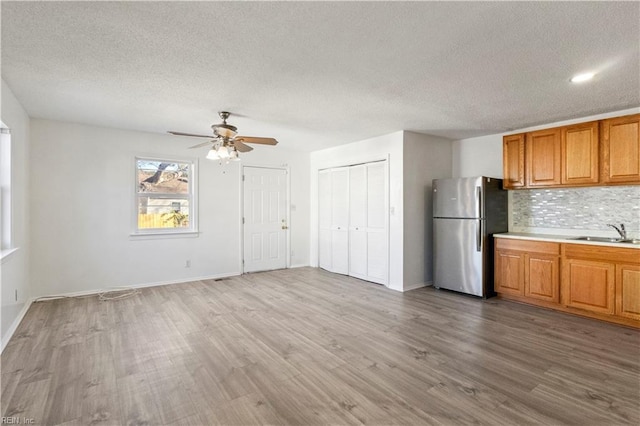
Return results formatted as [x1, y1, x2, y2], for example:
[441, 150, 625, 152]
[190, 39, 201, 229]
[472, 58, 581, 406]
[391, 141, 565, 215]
[512, 186, 640, 236]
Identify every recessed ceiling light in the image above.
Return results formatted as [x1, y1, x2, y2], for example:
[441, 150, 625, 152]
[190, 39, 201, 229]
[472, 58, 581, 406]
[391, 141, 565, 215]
[571, 72, 595, 83]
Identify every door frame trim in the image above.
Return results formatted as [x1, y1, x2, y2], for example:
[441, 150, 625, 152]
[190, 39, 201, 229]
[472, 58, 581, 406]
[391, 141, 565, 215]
[240, 164, 291, 273]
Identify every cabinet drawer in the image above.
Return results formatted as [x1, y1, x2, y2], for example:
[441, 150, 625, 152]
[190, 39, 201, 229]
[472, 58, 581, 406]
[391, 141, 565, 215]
[495, 238, 560, 255]
[563, 243, 640, 264]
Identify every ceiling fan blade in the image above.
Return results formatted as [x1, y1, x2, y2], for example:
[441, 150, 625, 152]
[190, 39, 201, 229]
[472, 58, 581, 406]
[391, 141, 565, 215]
[234, 140, 254, 152]
[188, 141, 212, 149]
[236, 136, 278, 145]
[167, 131, 213, 138]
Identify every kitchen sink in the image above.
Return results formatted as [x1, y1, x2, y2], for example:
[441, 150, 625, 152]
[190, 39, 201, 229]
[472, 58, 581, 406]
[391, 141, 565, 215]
[572, 236, 640, 245]
[572, 236, 623, 242]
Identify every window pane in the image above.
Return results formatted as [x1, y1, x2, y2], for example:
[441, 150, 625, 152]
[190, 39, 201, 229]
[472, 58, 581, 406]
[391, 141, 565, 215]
[137, 160, 189, 194]
[138, 197, 190, 229]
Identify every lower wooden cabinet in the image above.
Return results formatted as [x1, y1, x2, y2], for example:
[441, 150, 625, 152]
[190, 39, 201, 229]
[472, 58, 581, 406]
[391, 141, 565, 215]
[616, 264, 640, 321]
[562, 258, 614, 315]
[495, 239, 559, 301]
[495, 238, 639, 328]
[495, 250, 524, 296]
[525, 254, 560, 303]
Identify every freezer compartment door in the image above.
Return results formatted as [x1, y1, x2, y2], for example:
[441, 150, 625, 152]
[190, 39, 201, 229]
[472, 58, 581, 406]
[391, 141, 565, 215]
[433, 177, 484, 219]
[434, 218, 484, 297]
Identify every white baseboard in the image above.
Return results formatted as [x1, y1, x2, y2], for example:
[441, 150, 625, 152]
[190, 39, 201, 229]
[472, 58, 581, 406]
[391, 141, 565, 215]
[33, 271, 242, 302]
[290, 263, 310, 269]
[403, 281, 433, 292]
[1, 298, 34, 354]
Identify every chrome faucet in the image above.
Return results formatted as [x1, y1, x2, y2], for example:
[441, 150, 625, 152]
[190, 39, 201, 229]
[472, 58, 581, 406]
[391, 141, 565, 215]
[607, 223, 626, 240]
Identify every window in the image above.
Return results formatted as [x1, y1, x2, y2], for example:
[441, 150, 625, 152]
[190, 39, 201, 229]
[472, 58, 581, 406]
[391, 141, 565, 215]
[0, 125, 11, 251]
[134, 157, 197, 234]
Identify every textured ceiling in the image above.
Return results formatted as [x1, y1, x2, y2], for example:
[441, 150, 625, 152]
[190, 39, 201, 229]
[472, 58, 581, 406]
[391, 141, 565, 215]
[2, 1, 639, 151]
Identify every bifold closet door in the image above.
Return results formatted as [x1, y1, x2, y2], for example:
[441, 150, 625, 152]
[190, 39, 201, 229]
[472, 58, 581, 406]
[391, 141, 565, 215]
[349, 165, 367, 279]
[318, 167, 349, 275]
[365, 161, 387, 284]
[348, 162, 388, 285]
[319, 162, 387, 284]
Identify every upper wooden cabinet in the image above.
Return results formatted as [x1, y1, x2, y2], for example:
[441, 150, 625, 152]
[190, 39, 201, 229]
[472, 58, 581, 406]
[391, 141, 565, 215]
[527, 128, 562, 187]
[562, 121, 599, 185]
[502, 134, 525, 189]
[601, 114, 640, 184]
[503, 113, 640, 189]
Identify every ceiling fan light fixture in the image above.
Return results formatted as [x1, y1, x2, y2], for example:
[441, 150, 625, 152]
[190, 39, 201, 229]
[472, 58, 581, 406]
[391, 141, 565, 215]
[229, 148, 239, 161]
[206, 148, 221, 160]
[217, 145, 230, 159]
[170, 111, 277, 162]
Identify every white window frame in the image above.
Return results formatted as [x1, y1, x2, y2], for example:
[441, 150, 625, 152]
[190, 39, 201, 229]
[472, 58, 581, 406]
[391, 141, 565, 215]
[0, 125, 13, 257]
[131, 156, 198, 237]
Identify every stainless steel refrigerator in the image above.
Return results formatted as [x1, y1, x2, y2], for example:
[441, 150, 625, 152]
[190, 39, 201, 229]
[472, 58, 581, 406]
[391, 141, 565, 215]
[432, 177, 507, 298]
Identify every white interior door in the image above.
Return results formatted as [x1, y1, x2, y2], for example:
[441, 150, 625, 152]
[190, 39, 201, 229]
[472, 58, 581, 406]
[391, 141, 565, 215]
[243, 167, 287, 273]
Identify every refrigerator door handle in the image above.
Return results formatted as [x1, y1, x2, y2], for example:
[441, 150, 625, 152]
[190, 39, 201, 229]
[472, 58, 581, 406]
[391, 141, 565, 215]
[476, 219, 482, 252]
[476, 186, 482, 219]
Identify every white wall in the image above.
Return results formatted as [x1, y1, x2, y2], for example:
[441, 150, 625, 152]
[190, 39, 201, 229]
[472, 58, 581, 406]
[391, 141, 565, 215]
[29, 119, 309, 297]
[1, 80, 31, 347]
[451, 135, 503, 179]
[402, 132, 452, 290]
[309, 132, 405, 290]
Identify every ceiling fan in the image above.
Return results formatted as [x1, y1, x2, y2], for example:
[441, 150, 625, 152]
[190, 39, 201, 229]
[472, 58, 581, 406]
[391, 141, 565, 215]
[168, 111, 278, 161]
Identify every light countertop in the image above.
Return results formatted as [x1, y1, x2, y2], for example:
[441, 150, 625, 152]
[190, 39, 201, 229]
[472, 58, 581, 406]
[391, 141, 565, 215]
[494, 232, 640, 249]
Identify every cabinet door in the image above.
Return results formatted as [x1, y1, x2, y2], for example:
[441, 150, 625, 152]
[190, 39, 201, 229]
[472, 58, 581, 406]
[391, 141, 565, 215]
[601, 114, 640, 184]
[562, 121, 599, 185]
[562, 259, 615, 314]
[525, 254, 559, 303]
[495, 250, 525, 296]
[503, 134, 525, 189]
[615, 264, 640, 321]
[527, 128, 562, 187]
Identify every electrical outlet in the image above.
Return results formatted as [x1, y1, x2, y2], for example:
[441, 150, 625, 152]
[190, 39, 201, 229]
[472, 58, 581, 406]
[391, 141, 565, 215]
[528, 218, 535, 226]
[15, 289, 18, 301]
[291, 250, 295, 257]
[185, 260, 191, 268]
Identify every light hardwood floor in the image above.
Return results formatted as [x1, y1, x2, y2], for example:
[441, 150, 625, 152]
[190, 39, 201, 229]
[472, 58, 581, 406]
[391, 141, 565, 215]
[1, 267, 639, 425]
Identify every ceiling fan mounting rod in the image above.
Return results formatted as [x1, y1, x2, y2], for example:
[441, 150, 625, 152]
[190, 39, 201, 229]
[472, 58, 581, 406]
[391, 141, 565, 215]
[218, 111, 230, 122]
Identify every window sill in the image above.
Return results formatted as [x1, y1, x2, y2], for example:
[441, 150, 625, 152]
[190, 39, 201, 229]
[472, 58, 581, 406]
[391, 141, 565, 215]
[129, 231, 200, 240]
[0, 247, 19, 264]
